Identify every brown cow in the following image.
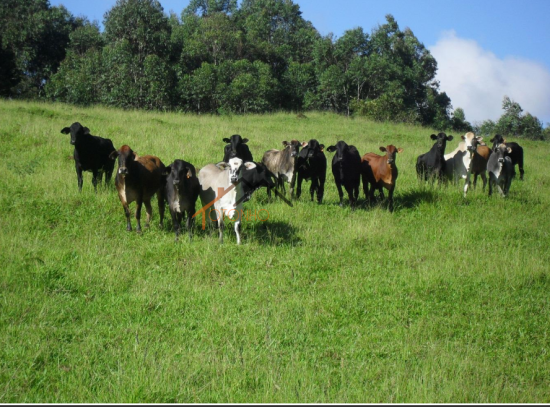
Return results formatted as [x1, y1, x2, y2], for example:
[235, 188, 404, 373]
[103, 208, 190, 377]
[472, 144, 492, 190]
[109, 145, 166, 232]
[361, 145, 403, 212]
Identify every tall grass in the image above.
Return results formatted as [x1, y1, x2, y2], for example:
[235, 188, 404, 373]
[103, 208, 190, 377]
[0, 100, 549, 402]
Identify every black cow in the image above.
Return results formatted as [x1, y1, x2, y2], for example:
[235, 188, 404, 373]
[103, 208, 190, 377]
[416, 132, 454, 183]
[163, 159, 200, 241]
[60, 122, 116, 191]
[296, 139, 327, 204]
[326, 140, 361, 209]
[223, 134, 253, 163]
[489, 134, 524, 180]
[239, 162, 276, 203]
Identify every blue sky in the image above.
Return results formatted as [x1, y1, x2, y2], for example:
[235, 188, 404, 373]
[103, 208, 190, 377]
[51, 0, 550, 126]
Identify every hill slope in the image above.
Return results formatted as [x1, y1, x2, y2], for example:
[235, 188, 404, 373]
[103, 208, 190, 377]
[0, 100, 549, 402]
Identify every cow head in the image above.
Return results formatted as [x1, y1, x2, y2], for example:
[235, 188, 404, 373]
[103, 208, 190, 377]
[380, 145, 403, 165]
[109, 145, 137, 177]
[495, 144, 513, 163]
[430, 132, 454, 150]
[164, 160, 193, 191]
[60, 122, 91, 145]
[326, 140, 353, 162]
[301, 139, 325, 159]
[222, 134, 249, 159]
[461, 132, 484, 153]
[489, 134, 506, 151]
[283, 140, 307, 157]
[227, 157, 257, 185]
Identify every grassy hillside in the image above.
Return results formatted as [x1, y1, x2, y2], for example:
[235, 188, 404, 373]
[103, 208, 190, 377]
[0, 100, 549, 402]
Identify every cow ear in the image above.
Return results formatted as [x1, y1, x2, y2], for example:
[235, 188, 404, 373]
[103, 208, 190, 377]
[430, 134, 437, 140]
[162, 165, 172, 176]
[223, 138, 230, 143]
[216, 162, 229, 170]
[461, 135, 466, 141]
[282, 141, 289, 147]
[60, 127, 71, 134]
[397, 148, 403, 153]
[83, 127, 91, 135]
[242, 138, 249, 143]
[447, 135, 454, 141]
[379, 146, 387, 152]
[243, 162, 257, 170]
[109, 150, 119, 160]
[186, 168, 193, 179]
[503, 138, 507, 143]
[489, 136, 495, 143]
[507, 147, 512, 153]
[133, 152, 139, 161]
[319, 144, 325, 152]
[476, 136, 483, 142]
[301, 141, 308, 148]
[479, 142, 487, 146]
[326, 145, 336, 152]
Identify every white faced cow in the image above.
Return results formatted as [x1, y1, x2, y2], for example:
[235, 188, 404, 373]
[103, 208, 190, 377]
[444, 132, 484, 198]
[488, 144, 514, 197]
[198, 157, 257, 244]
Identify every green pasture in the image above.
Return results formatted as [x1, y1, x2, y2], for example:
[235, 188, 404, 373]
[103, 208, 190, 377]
[0, 100, 548, 402]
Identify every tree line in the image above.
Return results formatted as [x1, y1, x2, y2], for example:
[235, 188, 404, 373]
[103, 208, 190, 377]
[1, 0, 547, 139]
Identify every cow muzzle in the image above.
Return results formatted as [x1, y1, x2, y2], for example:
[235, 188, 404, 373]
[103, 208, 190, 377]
[118, 167, 129, 175]
[387, 158, 394, 164]
[498, 158, 504, 163]
[173, 179, 180, 186]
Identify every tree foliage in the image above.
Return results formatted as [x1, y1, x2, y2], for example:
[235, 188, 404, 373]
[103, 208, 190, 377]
[6, 0, 539, 134]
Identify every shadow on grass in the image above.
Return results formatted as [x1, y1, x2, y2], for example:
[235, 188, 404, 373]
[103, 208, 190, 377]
[393, 188, 439, 209]
[247, 220, 300, 246]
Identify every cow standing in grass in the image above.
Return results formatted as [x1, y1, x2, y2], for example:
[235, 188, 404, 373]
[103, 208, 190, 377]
[490, 134, 524, 180]
[60, 122, 116, 192]
[110, 145, 166, 232]
[416, 133, 454, 184]
[296, 139, 327, 204]
[443, 132, 485, 198]
[262, 140, 307, 199]
[326, 140, 361, 209]
[164, 159, 200, 242]
[198, 158, 257, 244]
[488, 144, 515, 197]
[361, 145, 403, 212]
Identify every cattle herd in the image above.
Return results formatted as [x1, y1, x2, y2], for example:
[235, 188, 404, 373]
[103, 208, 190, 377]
[60, 122, 525, 244]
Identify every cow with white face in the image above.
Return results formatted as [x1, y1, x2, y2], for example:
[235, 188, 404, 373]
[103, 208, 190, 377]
[444, 132, 485, 198]
[487, 144, 514, 197]
[198, 157, 257, 244]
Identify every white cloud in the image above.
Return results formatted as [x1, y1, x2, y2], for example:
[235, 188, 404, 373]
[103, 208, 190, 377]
[429, 31, 550, 125]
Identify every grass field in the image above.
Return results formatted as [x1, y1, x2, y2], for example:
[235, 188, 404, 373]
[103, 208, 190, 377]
[0, 99, 549, 403]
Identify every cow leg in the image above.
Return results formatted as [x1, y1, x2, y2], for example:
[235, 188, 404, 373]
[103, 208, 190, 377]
[378, 185, 385, 201]
[122, 201, 132, 231]
[368, 182, 375, 205]
[143, 199, 153, 228]
[91, 169, 100, 192]
[473, 173, 478, 190]
[186, 210, 194, 241]
[75, 164, 83, 192]
[518, 158, 524, 180]
[171, 210, 181, 241]
[488, 176, 494, 196]
[218, 218, 224, 244]
[135, 199, 143, 232]
[335, 182, 344, 207]
[289, 173, 297, 199]
[345, 185, 356, 210]
[481, 172, 487, 191]
[157, 190, 165, 229]
[317, 177, 325, 204]
[463, 174, 471, 198]
[234, 220, 242, 245]
[362, 174, 369, 200]
[310, 177, 318, 202]
[296, 172, 303, 199]
[388, 187, 395, 213]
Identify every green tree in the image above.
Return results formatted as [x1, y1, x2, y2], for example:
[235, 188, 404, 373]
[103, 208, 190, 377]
[0, 0, 79, 97]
